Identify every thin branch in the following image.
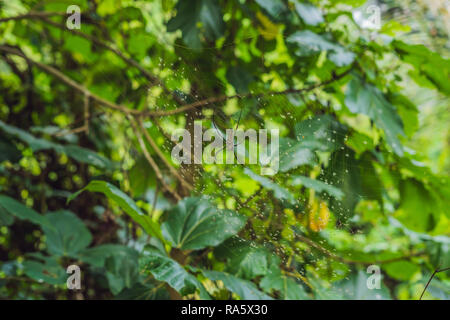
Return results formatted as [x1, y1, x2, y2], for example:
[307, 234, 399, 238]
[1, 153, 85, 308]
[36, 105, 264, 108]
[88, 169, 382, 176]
[0, 45, 142, 115]
[2, 11, 182, 103]
[84, 92, 90, 134]
[137, 116, 193, 192]
[38, 16, 163, 87]
[140, 69, 352, 117]
[419, 266, 450, 300]
[0, 11, 65, 23]
[0, 45, 352, 120]
[128, 117, 181, 201]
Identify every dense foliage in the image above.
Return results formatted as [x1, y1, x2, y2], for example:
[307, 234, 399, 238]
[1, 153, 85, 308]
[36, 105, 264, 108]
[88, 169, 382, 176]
[0, 0, 449, 300]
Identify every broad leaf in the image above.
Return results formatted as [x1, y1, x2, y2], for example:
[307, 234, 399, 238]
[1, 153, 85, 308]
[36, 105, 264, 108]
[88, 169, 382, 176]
[294, 115, 347, 153]
[0, 120, 114, 169]
[201, 270, 273, 300]
[22, 254, 66, 285]
[141, 249, 210, 298]
[287, 30, 355, 66]
[0, 195, 49, 227]
[161, 197, 246, 250]
[42, 210, 92, 256]
[69, 181, 163, 241]
[294, 1, 324, 26]
[104, 246, 140, 295]
[167, 0, 224, 50]
[214, 238, 270, 279]
[345, 77, 404, 156]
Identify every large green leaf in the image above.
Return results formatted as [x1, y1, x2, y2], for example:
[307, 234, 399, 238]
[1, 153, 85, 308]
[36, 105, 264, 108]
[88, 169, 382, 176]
[201, 270, 273, 300]
[0, 195, 49, 227]
[260, 255, 310, 299]
[69, 181, 163, 240]
[287, 30, 355, 66]
[42, 210, 92, 256]
[167, 0, 224, 50]
[345, 77, 404, 156]
[141, 249, 210, 298]
[0, 120, 114, 169]
[294, 1, 324, 26]
[214, 238, 270, 279]
[294, 115, 347, 153]
[395, 178, 441, 232]
[22, 254, 66, 285]
[255, 0, 287, 19]
[393, 40, 450, 95]
[0, 206, 14, 226]
[161, 197, 246, 250]
[260, 273, 310, 299]
[277, 137, 317, 172]
[128, 155, 156, 197]
[104, 246, 140, 295]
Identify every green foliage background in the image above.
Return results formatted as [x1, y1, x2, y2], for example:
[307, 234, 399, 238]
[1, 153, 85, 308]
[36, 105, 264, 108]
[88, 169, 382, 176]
[0, 0, 449, 300]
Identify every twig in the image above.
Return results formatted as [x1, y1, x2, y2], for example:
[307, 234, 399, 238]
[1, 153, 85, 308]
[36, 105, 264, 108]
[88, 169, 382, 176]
[0, 11, 65, 23]
[128, 117, 181, 201]
[0, 45, 142, 115]
[137, 116, 193, 192]
[419, 266, 450, 300]
[140, 69, 352, 117]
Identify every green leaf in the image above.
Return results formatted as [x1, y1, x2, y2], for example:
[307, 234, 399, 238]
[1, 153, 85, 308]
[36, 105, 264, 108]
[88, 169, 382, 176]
[201, 270, 273, 300]
[322, 148, 361, 219]
[260, 255, 310, 299]
[69, 181, 163, 241]
[141, 249, 210, 298]
[393, 40, 450, 95]
[287, 30, 355, 67]
[244, 168, 296, 203]
[0, 120, 57, 151]
[161, 197, 246, 250]
[0, 195, 49, 227]
[226, 66, 254, 94]
[261, 274, 310, 299]
[0, 206, 14, 226]
[345, 77, 404, 156]
[395, 178, 441, 232]
[129, 155, 156, 197]
[214, 238, 270, 279]
[22, 255, 66, 285]
[167, 0, 224, 50]
[0, 137, 21, 163]
[294, 115, 347, 153]
[277, 137, 317, 172]
[0, 120, 114, 169]
[104, 246, 140, 295]
[255, 0, 287, 19]
[383, 261, 420, 281]
[42, 210, 92, 256]
[62, 145, 114, 170]
[294, 2, 324, 26]
[290, 176, 344, 199]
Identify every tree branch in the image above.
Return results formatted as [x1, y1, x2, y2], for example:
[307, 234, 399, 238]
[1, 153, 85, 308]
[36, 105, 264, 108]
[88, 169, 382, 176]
[140, 69, 352, 117]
